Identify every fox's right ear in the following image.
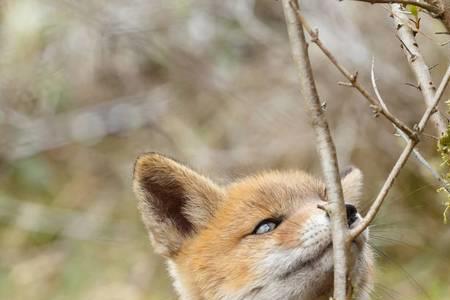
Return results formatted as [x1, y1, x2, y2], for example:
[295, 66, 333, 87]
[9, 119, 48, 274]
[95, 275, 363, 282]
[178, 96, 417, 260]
[133, 153, 223, 257]
[341, 166, 363, 208]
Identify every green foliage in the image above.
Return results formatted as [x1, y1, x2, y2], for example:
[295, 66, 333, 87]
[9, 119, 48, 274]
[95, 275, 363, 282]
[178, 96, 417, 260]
[437, 100, 450, 224]
[406, 4, 419, 18]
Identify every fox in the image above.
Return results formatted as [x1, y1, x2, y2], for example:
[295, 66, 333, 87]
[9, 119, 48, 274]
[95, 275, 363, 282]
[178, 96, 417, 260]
[132, 152, 374, 300]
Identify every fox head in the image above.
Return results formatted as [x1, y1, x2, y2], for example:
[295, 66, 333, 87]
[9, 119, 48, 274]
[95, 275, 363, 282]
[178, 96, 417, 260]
[133, 153, 373, 300]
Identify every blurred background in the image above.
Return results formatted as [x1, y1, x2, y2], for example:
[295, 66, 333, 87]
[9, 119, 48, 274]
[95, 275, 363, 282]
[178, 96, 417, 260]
[0, 0, 449, 299]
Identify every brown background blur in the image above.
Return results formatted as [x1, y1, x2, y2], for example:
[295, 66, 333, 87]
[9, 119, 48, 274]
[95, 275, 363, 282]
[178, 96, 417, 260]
[0, 1, 449, 299]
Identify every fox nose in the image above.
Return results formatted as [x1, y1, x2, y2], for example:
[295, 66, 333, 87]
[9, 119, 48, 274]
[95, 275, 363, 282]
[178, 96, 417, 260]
[346, 204, 358, 226]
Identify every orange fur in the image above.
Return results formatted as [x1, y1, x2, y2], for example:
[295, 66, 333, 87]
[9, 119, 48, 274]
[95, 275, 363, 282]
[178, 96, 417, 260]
[133, 153, 373, 300]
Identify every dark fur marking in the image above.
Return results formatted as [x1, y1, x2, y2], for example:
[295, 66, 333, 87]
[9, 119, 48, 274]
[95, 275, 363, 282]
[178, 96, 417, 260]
[340, 166, 354, 178]
[141, 170, 194, 235]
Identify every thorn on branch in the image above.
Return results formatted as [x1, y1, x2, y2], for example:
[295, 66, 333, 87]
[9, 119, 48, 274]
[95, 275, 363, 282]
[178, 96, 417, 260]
[350, 72, 359, 84]
[405, 82, 421, 90]
[370, 104, 381, 117]
[411, 17, 421, 32]
[397, 35, 416, 58]
[310, 29, 319, 43]
[429, 63, 439, 71]
[431, 106, 438, 114]
[423, 132, 439, 140]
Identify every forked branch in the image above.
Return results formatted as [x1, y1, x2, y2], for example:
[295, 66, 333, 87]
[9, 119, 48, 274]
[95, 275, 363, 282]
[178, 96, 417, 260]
[351, 63, 450, 239]
[371, 58, 450, 194]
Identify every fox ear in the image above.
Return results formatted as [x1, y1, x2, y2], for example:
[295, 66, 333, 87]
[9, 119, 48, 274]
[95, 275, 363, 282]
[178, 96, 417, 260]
[133, 153, 223, 257]
[340, 166, 363, 207]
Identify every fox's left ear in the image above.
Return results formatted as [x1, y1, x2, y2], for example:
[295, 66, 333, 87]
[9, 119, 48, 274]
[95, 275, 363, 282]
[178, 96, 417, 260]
[340, 166, 364, 207]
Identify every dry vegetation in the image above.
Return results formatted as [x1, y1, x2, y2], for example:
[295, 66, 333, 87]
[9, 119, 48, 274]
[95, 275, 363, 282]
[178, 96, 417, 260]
[0, 1, 449, 299]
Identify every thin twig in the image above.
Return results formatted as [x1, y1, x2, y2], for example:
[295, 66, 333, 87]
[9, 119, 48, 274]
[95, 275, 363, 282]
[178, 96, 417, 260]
[351, 62, 450, 239]
[282, 1, 350, 299]
[371, 57, 450, 194]
[346, 0, 443, 15]
[422, 132, 439, 140]
[290, 6, 418, 141]
[404, 82, 422, 90]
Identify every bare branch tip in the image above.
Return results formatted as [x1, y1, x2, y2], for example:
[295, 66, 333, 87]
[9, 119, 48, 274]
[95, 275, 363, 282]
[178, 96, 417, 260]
[338, 81, 353, 87]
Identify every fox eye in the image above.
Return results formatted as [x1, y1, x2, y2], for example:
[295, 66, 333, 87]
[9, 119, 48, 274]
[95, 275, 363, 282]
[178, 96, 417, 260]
[253, 218, 281, 235]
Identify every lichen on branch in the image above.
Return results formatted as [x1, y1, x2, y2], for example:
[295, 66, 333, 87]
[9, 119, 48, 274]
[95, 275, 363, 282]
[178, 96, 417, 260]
[437, 100, 450, 223]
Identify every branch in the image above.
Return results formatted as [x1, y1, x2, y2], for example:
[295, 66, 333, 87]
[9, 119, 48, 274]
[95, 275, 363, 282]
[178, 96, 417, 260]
[346, 0, 443, 15]
[351, 62, 450, 239]
[417, 63, 450, 131]
[289, 7, 418, 141]
[349, 5, 450, 236]
[282, 1, 350, 299]
[393, 4, 448, 136]
[371, 58, 450, 194]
